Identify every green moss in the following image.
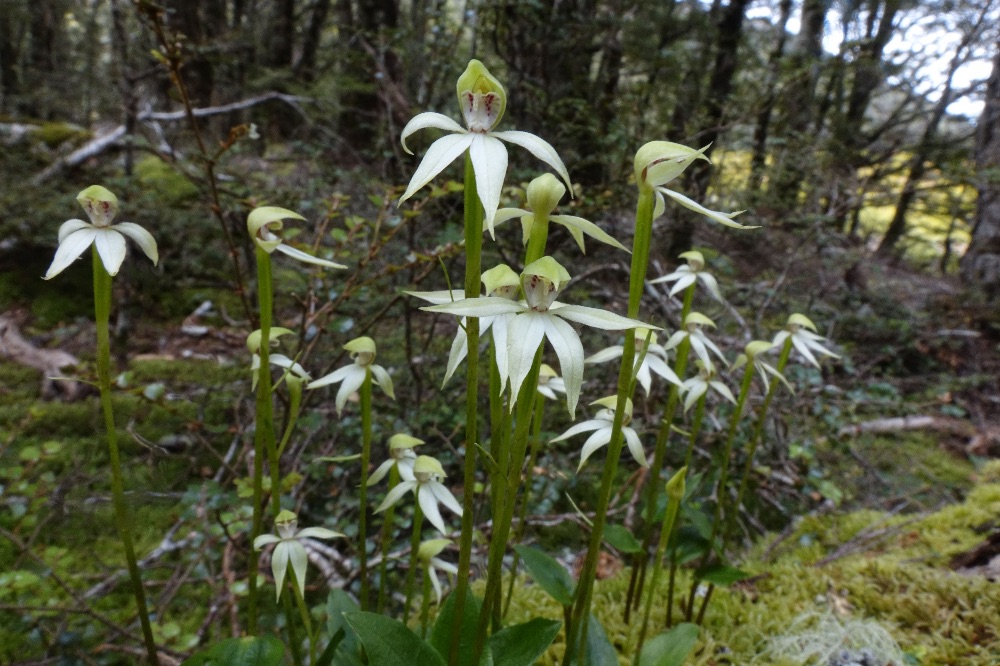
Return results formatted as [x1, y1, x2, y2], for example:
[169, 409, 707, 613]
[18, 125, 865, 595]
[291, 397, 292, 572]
[29, 122, 91, 148]
[135, 155, 199, 204]
[499, 479, 1000, 664]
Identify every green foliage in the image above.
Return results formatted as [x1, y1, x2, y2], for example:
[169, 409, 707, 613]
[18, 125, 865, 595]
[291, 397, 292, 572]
[637, 624, 699, 666]
[513, 545, 575, 606]
[489, 618, 562, 666]
[182, 636, 286, 666]
[344, 612, 446, 666]
[134, 156, 199, 204]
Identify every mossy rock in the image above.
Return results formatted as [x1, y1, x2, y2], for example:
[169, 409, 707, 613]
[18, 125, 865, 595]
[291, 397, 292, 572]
[135, 155, 199, 204]
[499, 473, 1000, 664]
[29, 122, 91, 149]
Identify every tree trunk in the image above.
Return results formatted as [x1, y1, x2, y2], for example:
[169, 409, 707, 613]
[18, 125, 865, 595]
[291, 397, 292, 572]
[961, 42, 1000, 298]
[297, 0, 332, 82]
[0, 4, 21, 114]
[749, 0, 794, 191]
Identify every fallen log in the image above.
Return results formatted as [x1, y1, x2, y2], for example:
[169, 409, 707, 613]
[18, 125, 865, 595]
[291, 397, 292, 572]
[0, 314, 85, 400]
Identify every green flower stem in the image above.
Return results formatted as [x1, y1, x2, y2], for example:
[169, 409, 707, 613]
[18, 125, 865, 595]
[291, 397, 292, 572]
[404, 501, 425, 625]
[275, 381, 303, 458]
[476, 350, 543, 654]
[281, 567, 304, 666]
[288, 568, 317, 664]
[725, 338, 793, 548]
[564, 184, 656, 666]
[249, 246, 277, 634]
[502, 391, 546, 619]
[488, 345, 506, 521]
[685, 362, 755, 620]
[524, 209, 550, 264]
[376, 465, 401, 613]
[451, 152, 483, 666]
[359, 372, 373, 610]
[420, 567, 433, 638]
[92, 249, 160, 665]
[635, 470, 685, 660]
[625, 285, 695, 621]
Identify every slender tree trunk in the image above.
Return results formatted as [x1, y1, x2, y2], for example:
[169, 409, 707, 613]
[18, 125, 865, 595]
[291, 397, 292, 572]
[298, 0, 332, 82]
[749, 0, 794, 192]
[961, 41, 1000, 298]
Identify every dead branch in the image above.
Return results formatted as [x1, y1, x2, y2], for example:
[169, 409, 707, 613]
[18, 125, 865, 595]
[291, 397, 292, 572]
[31, 92, 310, 184]
[0, 314, 84, 400]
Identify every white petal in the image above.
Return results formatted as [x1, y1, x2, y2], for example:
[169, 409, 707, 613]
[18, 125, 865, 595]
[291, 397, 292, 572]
[647, 269, 685, 285]
[44, 227, 97, 279]
[367, 459, 395, 486]
[646, 354, 682, 387]
[662, 330, 688, 352]
[553, 305, 654, 332]
[253, 534, 281, 549]
[653, 191, 665, 219]
[398, 458, 417, 482]
[578, 428, 613, 471]
[429, 566, 444, 605]
[307, 364, 353, 390]
[399, 133, 475, 204]
[371, 364, 395, 399]
[424, 297, 525, 318]
[772, 330, 790, 348]
[274, 243, 347, 268]
[58, 219, 91, 242]
[297, 527, 343, 540]
[659, 188, 755, 229]
[550, 215, 629, 253]
[550, 419, 604, 443]
[624, 428, 648, 467]
[492, 130, 571, 194]
[469, 134, 508, 236]
[376, 481, 417, 513]
[636, 360, 652, 395]
[792, 334, 821, 368]
[584, 346, 625, 365]
[711, 380, 737, 404]
[433, 558, 458, 576]
[537, 386, 556, 400]
[698, 332, 729, 366]
[418, 484, 448, 534]
[272, 542, 290, 601]
[93, 228, 127, 276]
[492, 208, 529, 235]
[335, 366, 367, 416]
[400, 112, 467, 154]
[443, 325, 469, 387]
[688, 334, 713, 371]
[668, 273, 697, 297]
[683, 381, 708, 412]
[430, 482, 463, 517]
[506, 312, 546, 404]
[287, 541, 309, 600]
[405, 289, 461, 305]
[113, 222, 159, 265]
[542, 315, 584, 417]
[698, 272, 724, 302]
[492, 313, 513, 389]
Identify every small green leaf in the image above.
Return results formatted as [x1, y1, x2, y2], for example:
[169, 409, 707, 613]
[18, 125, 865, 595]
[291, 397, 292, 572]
[694, 564, 751, 587]
[604, 524, 641, 554]
[513, 545, 575, 606]
[19, 446, 40, 463]
[314, 454, 362, 464]
[488, 618, 561, 666]
[181, 636, 285, 666]
[577, 614, 617, 666]
[344, 612, 446, 666]
[429, 588, 481, 661]
[637, 623, 699, 666]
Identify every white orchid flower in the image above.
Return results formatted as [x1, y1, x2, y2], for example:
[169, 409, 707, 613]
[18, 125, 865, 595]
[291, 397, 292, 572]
[681, 361, 737, 412]
[733, 340, 792, 393]
[662, 312, 728, 373]
[772, 313, 840, 369]
[247, 327, 310, 391]
[375, 455, 462, 535]
[492, 173, 627, 253]
[585, 328, 682, 396]
[247, 206, 346, 268]
[367, 434, 423, 486]
[422, 256, 658, 417]
[418, 538, 458, 605]
[634, 142, 755, 230]
[398, 60, 571, 236]
[44, 185, 158, 279]
[536, 363, 567, 401]
[551, 397, 646, 471]
[648, 250, 723, 302]
[307, 336, 395, 416]
[253, 510, 343, 601]
[408, 264, 520, 390]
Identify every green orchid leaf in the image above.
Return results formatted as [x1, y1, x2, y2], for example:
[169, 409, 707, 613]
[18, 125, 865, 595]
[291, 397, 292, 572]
[488, 618, 561, 666]
[571, 614, 618, 666]
[313, 454, 362, 464]
[344, 612, 446, 666]
[513, 545, 575, 606]
[180, 636, 285, 666]
[694, 564, 752, 587]
[603, 524, 642, 554]
[429, 588, 482, 661]
[637, 623, 699, 666]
